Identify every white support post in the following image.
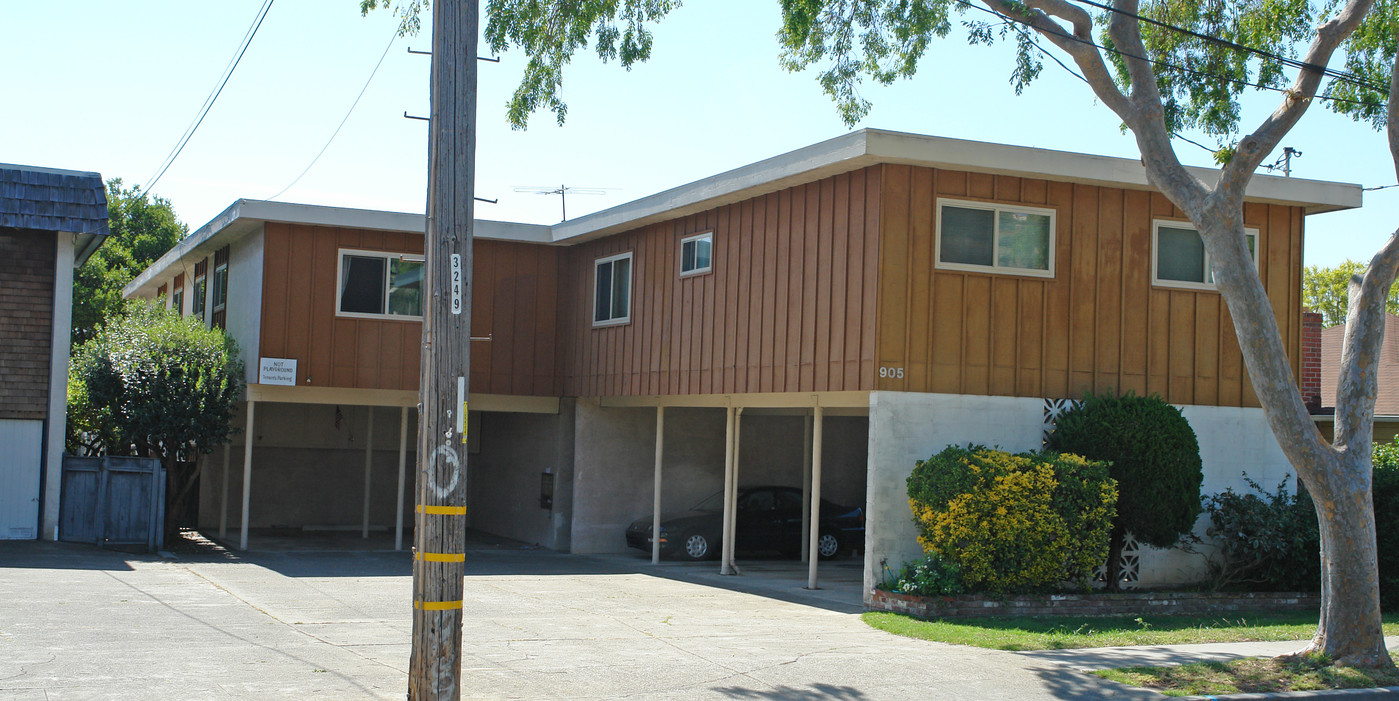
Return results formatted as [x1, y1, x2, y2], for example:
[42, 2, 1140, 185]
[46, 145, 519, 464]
[362, 407, 374, 539]
[725, 408, 743, 573]
[721, 405, 735, 575]
[806, 406, 825, 590]
[396, 406, 408, 551]
[239, 400, 256, 551]
[652, 406, 664, 565]
[801, 413, 813, 564]
[219, 442, 230, 540]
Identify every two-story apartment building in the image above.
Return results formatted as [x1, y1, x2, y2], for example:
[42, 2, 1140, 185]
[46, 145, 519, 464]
[125, 129, 1360, 599]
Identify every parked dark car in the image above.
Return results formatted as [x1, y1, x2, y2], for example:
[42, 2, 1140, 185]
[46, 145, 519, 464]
[626, 486, 864, 561]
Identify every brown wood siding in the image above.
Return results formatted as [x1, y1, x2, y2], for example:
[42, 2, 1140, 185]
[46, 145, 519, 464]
[258, 223, 560, 395]
[875, 164, 1304, 407]
[559, 167, 882, 397]
[0, 230, 56, 420]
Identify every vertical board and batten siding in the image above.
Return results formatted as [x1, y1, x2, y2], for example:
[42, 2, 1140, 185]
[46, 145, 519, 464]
[258, 223, 560, 395]
[560, 167, 881, 398]
[874, 164, 1304, 407]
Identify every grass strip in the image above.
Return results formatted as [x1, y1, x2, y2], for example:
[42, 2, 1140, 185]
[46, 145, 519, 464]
[862, 611, 1399, 651]
[1094, 653, 1399, 697]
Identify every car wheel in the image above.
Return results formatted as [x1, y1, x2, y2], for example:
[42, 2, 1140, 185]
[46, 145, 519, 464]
[816, 532, 842, 560]
[682, 532, 713, 561]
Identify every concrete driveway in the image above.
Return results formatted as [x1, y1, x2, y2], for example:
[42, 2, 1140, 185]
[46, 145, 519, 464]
[0, 538, 1153, 700]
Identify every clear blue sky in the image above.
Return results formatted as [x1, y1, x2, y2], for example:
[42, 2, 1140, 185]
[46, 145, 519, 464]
[1, 1, 1393, 267]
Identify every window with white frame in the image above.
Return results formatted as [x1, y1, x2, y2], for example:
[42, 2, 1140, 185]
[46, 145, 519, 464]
[192, 262, 208, 320]
[1152, 221, 1258, 290]
[680, 232, 712, 276]
[935, 198, 1056, 277]
[593, 252, 632, 326]
[337, 249, 424, 319]
[212, 260, 229, 312]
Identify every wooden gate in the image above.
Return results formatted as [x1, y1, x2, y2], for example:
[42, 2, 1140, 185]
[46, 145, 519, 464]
[59, 456, 165, 551]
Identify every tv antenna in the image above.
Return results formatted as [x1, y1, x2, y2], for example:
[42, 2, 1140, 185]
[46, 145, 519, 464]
[514, 184, 615, 221]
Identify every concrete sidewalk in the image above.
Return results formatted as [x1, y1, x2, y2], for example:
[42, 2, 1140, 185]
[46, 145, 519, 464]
[0, 539, 1162, 700]
[1019, 636, 1399, 672]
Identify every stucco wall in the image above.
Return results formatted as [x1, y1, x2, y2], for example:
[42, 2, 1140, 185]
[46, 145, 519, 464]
[862, 391, 1297, 600]
[468, 405, 575, 549]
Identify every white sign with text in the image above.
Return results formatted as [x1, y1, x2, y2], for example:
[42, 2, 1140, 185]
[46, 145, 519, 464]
[258, 357, 297, 386]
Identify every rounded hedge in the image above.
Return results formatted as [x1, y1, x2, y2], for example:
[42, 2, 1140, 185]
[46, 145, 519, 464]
[1048, 392, 1203, 549]
[906, 445, 1117, 594]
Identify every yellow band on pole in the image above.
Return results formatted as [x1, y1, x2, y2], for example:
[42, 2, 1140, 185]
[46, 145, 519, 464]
[414, 552, 466, 563]
[417, 505, 468, 515]
[414, 600, 464, 611]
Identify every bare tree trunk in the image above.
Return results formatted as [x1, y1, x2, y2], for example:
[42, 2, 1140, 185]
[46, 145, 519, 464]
[1104, 525, 1126, 592]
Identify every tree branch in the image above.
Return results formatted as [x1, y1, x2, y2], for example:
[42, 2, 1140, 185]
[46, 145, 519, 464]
[1336, 46, 1399, 455]
[1219, 0, 1375, 197]
[981, 0, 1130, 115]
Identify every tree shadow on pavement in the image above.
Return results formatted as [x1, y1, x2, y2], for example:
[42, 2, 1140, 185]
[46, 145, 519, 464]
[1031, 665, 1164, 699]
[710, 682, 867, 699]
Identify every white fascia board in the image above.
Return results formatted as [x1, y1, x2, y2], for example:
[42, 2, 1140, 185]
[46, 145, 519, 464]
[550, 128, 1362, 243]
[123, 199, 553, 298]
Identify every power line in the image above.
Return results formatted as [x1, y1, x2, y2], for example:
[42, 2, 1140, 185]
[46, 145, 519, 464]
[965, 0, 1387, 112]
[143, 0, 275, 195]
[268, 27, 398, 201]
[1072, 0, 1389, 95]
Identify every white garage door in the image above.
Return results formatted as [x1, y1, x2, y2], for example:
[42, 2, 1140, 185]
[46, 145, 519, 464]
[0, 419, 43, 540]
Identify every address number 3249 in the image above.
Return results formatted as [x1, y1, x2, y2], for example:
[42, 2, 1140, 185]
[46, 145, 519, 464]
[879, 366, 905, 379]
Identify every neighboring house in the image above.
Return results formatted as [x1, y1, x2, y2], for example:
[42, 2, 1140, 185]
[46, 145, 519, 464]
[124, 129, 1359, 599]
[1313, 313, 1399, 444]
[0, 164, 108, 540]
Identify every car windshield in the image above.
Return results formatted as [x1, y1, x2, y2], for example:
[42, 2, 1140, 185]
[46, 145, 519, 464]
[691, 491, 725, 513]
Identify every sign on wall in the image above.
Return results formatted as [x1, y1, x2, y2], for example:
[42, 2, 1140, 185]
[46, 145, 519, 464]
[258, 357, 297, 386]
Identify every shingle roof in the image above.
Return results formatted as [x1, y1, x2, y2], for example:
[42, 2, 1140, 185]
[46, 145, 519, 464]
[1319, 315, 1399, 416]
[0, 164, 109, 236]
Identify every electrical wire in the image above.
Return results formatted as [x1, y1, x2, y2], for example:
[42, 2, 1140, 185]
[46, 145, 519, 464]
[268, 27, 399, 201]
[143, 0, 275, 195]
[1072, 0, 1389, 94]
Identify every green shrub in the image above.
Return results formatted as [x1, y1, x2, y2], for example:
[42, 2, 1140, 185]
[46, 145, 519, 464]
[1048, 391, 1203, 588]
[885, 554, 964, 597]
[1202, 474, 1319, 592]
[1370, 441, 1399, 610]
[907, 445, 1117, 594]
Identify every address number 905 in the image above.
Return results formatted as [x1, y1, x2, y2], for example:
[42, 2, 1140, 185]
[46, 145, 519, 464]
[879, 366, 905, 379]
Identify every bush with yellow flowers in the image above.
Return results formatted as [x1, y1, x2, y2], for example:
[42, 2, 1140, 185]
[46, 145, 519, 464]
[907, 445, 1117, 594]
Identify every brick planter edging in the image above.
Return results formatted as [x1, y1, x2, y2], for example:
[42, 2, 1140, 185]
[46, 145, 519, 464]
[868, 589, 1321, 619]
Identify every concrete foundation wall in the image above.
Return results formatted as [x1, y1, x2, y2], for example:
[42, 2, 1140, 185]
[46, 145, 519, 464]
[571, 400, 655, 554]
[468, 403, 575, 550]
[863, 391, 1297, 599]
[865, 392, 1044, 601]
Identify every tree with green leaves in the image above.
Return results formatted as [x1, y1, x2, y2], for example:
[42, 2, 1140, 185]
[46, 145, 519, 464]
[1048, 392, 1203, 591]
[72, 179, 185, 345]
[68, 302, 244, 542]
[1305, 260, 1399, 327]
[364, 0, 1397, 667]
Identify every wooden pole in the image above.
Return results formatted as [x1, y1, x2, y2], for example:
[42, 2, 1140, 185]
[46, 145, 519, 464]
[396, 405, 408, 552]
[408, 0, 475, 697]
[363, 407, 374, 539]
[239, 400, 255, 551]
[651, 406, 664, 565]
[806, 406, 824, 590]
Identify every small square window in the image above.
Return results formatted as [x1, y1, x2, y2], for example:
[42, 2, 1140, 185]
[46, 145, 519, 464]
[337, 249, 423, 319]
[594, 252, 632, 326]
[935, 199, 1055, 277]
[680, 233, 713, 276]
[1152, 221, 1258, 290]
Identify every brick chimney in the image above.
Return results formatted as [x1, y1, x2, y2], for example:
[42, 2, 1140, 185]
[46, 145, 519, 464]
[1302, 311, 1323, 412]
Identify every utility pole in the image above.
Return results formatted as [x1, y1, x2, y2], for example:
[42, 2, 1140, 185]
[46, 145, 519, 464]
[408, 0, 475, 698]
